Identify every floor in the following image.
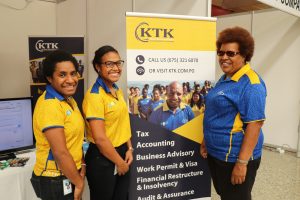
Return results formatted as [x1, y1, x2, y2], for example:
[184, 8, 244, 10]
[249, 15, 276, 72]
[211, 148, 300, 200]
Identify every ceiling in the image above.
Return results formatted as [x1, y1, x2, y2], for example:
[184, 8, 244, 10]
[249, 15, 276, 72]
[35, 0, 271, 15]
[212, 0, 272, 16]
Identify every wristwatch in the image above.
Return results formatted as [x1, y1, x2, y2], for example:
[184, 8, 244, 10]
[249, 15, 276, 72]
[236, 158, 248, 165]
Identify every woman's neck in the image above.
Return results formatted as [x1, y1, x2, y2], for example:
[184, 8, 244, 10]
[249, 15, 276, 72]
[102, 78, 114, 90]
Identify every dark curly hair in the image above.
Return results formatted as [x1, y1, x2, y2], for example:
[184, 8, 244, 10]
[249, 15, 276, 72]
[42, 50, 79, 84]
[216, 26, 254, 62]
[92, 45, 118, 73]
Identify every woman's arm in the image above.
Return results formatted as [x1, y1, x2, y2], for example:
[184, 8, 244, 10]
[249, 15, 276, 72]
[80, 156, 86, 178]
[89, 119, 129, 175]
[44, 128, 84, 200]
[125, 140, 134, 165]
[231, 121, 264, 185]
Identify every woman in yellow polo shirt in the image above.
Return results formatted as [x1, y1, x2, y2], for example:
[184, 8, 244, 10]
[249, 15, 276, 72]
[82, 45, 133, 200]
[30, 50, 85, 200]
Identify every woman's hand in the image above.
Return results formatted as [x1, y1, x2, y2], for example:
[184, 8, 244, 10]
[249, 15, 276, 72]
[74, 179, 84, 200]
[80, 164, 86, 178]
[116, 160, 129, 176]
[200, 139, 207, 158]
[231, 163, 247, 185]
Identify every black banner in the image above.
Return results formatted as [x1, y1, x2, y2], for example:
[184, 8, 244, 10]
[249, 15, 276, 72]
[28, 36, 85, 110]
[28, 37, 84, 60]
[129, 115, 211, 200]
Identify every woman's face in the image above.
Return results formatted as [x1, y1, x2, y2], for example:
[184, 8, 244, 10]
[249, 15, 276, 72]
[130, 88, 134, 94]
[183, 85, 188, 93]
[142, 89, 148, 98]
[153, 90, 160, 101]
[192, 93, 200, 102]
[218, 42, 246, 77]
[47, 61, 78, 99]
[135, 88, 140, 96]
[96, 51, 122, 85]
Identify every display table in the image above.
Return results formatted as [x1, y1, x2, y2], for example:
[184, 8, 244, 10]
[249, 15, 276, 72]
[0, 151, 90, 200]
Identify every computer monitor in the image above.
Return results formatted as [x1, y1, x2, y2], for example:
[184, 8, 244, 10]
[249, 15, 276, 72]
[0, 97, 34, 160]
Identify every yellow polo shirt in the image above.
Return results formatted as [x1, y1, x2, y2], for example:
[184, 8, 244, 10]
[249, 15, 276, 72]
[82, 77, 131, 147]
[33, 85, 84, 177]
[132, 95, 142, 115]
[191, 104, 205, 117]
[182, 93, 191, 104]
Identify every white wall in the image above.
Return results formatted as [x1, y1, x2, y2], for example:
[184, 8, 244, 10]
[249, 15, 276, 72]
[216, 9, 300, 150]
[56, 0, 87, 89]
[86, 0, 132, 94]
[56, 0, 86, 36]
[56, 0, 209, 95]
[253, 10, 300, 150]
[0, 1, 56, 98]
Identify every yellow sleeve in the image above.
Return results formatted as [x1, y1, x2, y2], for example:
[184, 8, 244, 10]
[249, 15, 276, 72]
[36, 99, 64, 132]
[83, 92, 105, 120]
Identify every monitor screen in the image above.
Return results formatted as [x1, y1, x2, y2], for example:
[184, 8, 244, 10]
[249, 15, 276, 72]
[0, 97, 34, 154]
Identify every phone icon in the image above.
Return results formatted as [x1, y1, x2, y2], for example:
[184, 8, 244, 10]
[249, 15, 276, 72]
[136, 55, 145, 64]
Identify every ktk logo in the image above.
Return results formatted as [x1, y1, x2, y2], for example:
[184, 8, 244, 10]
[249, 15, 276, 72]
[135, 22, 174, 42]
[35, 40, 59, 52]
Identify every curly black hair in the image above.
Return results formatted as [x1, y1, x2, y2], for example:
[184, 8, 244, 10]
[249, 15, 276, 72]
[42, 50, 78, 84]
[216, 26, 254, 62]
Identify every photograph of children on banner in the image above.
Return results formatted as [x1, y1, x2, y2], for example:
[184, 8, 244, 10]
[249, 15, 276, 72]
[128, 80, 214, 131]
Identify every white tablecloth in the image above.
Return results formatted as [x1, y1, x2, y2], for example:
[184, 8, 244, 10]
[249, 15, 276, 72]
[0, 151, 90, 200]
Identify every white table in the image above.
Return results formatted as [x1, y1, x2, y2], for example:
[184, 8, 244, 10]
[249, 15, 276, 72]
[0, 150, 90, 200]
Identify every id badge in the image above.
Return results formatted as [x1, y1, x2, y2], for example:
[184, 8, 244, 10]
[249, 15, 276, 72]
[63, 179, 72, 195]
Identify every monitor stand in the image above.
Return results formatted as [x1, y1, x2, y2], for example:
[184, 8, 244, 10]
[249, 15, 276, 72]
[0, 153, 16, 161]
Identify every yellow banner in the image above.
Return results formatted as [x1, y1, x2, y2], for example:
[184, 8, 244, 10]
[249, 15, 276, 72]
[126, 16, 216, 51]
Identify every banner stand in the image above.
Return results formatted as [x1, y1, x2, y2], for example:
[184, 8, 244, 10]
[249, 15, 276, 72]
[126, 12, 216, 200]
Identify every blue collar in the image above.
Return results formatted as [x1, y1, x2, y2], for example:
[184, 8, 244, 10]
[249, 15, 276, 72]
[220, 63, 251, 83]
[95, 76, 119, 93]
[162, 101, 186, 112]
[45, 85, 65, 101]
[220, 74, 231, 82]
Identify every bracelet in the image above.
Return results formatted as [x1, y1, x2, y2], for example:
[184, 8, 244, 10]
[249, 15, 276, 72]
[236, 158, 248, 165]
[128, 147, 134, 152]
[81, 163, 86, 166]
